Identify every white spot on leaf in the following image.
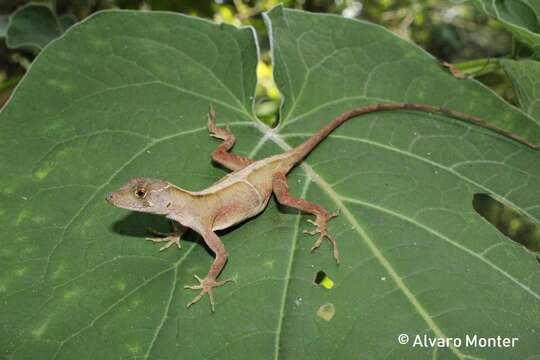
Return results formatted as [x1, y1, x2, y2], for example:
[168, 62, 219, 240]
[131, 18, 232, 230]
[317, 303, 336, 321]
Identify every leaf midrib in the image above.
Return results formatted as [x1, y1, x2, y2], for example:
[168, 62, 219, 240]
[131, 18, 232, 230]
[252, 127, 470, 360]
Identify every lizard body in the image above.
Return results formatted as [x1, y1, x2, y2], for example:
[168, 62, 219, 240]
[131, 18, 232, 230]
[106, 103, 535, 311]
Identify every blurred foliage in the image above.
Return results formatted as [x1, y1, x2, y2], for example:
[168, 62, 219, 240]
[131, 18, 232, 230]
[5, 4, 77, 52]
[474, 194, 540, 253]
[0, 0, 525, 108]
[0, 1, 527, 110]
[0, 0, 538, 252]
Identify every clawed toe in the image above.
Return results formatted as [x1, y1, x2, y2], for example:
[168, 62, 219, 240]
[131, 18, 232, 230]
[303, 211, 340, 264]
[330, 208, 340, 219]
[307, 231, 339, 264]
[310, 236, 323, 251]
[184, 275, 234, 312]
[184, 275, 204, 290]
[207, 105, 227, 140]
[146, 227, 182, 251]
[146, 236, 181, 251]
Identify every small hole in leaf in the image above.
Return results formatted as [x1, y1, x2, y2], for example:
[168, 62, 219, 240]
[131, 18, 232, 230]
[473, 193, 540, 252]
[254, 55, 280, 128]
[314, 271, 325, 284]
[314, 270, 334, 289]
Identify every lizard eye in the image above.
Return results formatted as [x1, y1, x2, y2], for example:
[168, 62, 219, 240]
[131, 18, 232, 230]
[134, 188, 147, 198]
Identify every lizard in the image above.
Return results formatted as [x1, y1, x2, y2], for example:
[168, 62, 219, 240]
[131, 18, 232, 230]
[105, 103, 536, 311]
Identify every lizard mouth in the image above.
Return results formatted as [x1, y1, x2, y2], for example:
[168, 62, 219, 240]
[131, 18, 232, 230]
[105, 192, 133, 208]
[105, 193, 153, 212]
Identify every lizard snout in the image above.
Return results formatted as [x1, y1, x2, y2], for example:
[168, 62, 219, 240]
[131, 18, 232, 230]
[105, 192, 114, 203]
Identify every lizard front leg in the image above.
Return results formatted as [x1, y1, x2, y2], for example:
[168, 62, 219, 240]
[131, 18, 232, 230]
[184, 227, 234, 312]
[146, 220, 187, 251]
[272, 172, 340, 263]
[207, 105, 254, 171]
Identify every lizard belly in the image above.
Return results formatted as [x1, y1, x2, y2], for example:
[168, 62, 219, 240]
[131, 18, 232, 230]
[211, 180, 272, 231]
[195, 155, 285, 231]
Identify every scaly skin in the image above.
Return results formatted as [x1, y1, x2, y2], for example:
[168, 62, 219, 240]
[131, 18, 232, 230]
[106, 103, 535, 311]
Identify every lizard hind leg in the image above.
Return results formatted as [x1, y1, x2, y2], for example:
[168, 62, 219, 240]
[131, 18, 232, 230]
[272, 172, 340, 263]
[207, 105, 254, 171]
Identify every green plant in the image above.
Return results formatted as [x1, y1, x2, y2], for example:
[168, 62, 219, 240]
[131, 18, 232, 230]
[4, 3, 77, 52]
[1, 5, 539, 360]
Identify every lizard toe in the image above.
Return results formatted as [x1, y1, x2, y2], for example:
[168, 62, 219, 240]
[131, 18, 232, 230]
[184, 275, 234, 312]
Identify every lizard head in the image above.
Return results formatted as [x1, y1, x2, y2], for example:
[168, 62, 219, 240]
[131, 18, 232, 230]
[106, 177, 175, 215]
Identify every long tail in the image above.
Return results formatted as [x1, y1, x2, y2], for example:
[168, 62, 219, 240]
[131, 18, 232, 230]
[284, 103, 537, 167]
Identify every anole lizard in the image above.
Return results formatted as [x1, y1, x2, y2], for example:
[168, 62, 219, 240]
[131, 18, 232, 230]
[106, 103, 535, 311]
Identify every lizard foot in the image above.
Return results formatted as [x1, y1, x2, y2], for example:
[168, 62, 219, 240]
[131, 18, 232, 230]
[184, 275, 234, 312]
[303, 209, 340, 263]
[146, 227, 182, 251]
[207, 105, 231, 140]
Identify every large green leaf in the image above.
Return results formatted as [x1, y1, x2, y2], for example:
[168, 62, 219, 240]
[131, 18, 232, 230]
[501, 59, 540, 121]
[472, 0, 540, 57]
[2, 6, 540, 360]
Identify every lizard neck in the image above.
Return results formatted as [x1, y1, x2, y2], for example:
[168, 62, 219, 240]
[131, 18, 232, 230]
[163, 186, 201, 222]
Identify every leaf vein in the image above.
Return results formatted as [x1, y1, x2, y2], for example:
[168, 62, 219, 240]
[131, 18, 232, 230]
[339, 196, 540, 300]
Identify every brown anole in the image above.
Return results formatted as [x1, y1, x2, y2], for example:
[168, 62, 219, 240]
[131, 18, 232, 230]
[106, 103, 535, 311]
